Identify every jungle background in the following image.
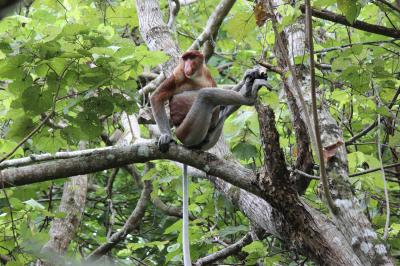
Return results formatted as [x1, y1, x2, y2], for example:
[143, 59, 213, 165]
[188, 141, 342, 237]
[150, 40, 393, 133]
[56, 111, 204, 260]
[0, 0, 399, 265]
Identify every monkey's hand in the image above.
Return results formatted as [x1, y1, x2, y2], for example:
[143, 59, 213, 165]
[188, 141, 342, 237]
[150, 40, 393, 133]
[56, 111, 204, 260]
[242, 68, 268, 98]
[158, 134, 175, 153]
[243, 68, 267, 82]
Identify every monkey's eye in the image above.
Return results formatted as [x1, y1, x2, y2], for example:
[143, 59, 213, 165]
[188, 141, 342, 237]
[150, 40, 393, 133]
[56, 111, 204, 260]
[183, 55, 195, 60]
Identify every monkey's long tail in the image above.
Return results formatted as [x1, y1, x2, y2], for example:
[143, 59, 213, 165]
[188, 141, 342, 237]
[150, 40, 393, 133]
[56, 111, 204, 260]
[182, 164, 191, 266]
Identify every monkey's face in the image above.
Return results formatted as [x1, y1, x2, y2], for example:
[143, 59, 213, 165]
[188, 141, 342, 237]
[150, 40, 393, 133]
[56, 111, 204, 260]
[183, 57, 202, 79]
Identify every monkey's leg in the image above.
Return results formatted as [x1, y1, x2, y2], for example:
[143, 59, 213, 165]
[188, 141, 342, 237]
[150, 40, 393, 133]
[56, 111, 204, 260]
[176, 88, 255, 146]
[192, 79, 270, 150]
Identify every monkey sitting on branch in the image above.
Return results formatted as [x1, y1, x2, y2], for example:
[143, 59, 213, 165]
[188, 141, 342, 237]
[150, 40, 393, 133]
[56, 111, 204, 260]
[150, 50, 268, 266]
[150, 50, 268, 152]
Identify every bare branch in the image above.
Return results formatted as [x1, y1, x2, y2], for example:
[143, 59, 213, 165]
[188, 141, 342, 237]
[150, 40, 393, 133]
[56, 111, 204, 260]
[193, 233, 252, 266]
[138, 72, 165, 95]
[257, 61, 284, 74]
[305, 0, 337, 214]
[315, 39, 400, 54]
[153, 197, 196, 220]
[349, 162, 400, 177]
[189, 0, 236, 51]
[299, 5, 400, 38]
[375, 0, 400, 14]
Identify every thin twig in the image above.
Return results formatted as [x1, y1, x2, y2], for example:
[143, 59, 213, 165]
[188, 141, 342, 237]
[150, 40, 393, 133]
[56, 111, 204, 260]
[346, 86, 400, 145]
[349, 162, 400, 177]
[375, 85, 390, 239]
[86, 181, 152, 261]
[375, 0, 400, 14]
[315, 39, 400, 54]
[305, 0, 337, 214]
[299, 5, 400, 38]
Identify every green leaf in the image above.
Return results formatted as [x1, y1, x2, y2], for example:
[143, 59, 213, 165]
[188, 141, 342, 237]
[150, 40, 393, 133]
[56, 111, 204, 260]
[83, 97, 114, 116]
[142, 168, 157, 181]
[225, 10, 256, 41]
[21, 86, 53, 115]
[9, 197, 24, 210]
[0, 140, 24, 157]
[219, 225, 248, 238]
[337, 0, 361, 24]
[116, 248, 131, 258]
[232, 142, 257, 161]
[32, 131, 67, 153]
[166, 243, 180, 253]
[242, 240, 264, 253]
[6, 116, 34, 141]
[24, 199, 45, 210]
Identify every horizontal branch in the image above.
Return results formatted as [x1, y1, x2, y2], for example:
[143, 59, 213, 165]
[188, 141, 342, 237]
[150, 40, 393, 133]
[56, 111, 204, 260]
[315, 38, 400, 54]
[0, 142, 260, 196]
[299, 5, 400, 38]
[349, 162, 400, 177]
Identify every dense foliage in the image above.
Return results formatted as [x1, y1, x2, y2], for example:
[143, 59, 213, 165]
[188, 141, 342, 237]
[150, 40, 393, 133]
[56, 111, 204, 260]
[0, 0, 399, 265]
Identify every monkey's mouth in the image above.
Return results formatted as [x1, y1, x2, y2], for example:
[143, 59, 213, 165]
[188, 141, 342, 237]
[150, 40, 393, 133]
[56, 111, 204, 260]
[184, 64, 196, 78]
[184, 73, 196, 79]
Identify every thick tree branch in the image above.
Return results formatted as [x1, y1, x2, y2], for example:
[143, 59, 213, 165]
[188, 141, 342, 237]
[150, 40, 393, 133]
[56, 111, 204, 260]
[189, 0, 236, 51]
[299, 5, 400, 38]
[0, 142, 260, 194]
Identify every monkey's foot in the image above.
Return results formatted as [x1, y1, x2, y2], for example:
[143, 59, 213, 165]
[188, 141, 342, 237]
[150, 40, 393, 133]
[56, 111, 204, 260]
[241, 68, 268, 98]
[157, 134, 175, 153]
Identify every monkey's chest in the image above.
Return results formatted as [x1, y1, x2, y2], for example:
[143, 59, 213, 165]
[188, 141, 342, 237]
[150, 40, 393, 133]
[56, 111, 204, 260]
[169, 91, 219, 128]
[169, 92, 196, 127]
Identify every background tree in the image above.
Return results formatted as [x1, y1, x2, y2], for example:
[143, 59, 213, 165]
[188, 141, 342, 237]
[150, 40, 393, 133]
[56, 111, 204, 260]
[0, 0, 399, 265]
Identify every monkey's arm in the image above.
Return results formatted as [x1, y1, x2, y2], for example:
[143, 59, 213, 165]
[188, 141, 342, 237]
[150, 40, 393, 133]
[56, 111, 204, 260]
[150, 76, 176, 151]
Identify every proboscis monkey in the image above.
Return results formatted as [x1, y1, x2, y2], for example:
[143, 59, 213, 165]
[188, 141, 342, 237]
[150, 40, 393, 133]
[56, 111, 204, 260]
[150, 50, 268, 265]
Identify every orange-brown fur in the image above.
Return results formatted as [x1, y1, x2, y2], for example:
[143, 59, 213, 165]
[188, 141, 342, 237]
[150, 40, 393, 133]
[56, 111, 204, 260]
[151, 51, 217, 139]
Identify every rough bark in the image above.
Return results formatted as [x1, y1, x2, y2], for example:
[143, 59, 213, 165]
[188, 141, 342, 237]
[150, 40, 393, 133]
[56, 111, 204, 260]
[0, 0, 391, 265]
[266, 0, 393, 264]
[37, 173, 88, 265]
[135, 0, 180, 76]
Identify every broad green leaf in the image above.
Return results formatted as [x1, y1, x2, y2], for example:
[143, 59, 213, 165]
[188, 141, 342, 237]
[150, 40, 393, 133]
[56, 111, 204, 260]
[232, 142, 257, 161]
[219, 225, 248, 238]
[337, 0, 361, 23]
[0, 140, 24, 157]
[24, 199, 45, 210]
[225, 10, 256, 41]
[6, 116, 34, 141]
